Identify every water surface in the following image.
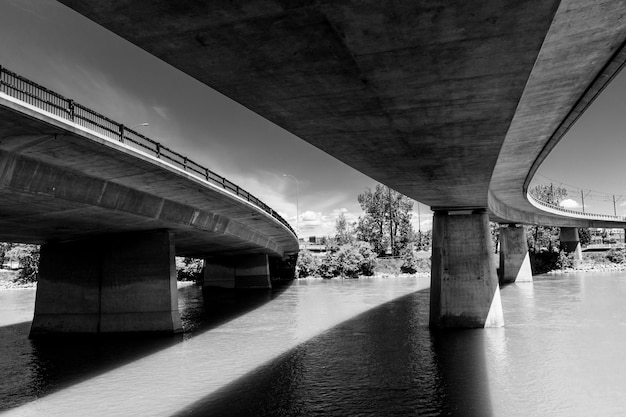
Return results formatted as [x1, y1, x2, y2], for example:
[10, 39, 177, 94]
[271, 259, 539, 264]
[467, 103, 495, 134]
[2, 273, 626, 416]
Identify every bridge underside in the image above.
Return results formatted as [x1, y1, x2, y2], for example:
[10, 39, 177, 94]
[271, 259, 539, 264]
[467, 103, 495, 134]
[53, 0, 626, 328]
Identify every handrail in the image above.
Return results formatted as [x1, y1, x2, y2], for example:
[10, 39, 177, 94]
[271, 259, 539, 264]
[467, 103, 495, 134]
[0, 65, 296, 237]
[527, 192, 626, 222]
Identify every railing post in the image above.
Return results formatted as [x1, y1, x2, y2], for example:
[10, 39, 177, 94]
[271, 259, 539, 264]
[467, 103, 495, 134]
[205, 168, 209, 181]
[68, 99, 75, 121]
[0, 65, 3, 94]
[119, 125, 125, 142]
[183, 157, 187, 170]
[156, 143, 161, 158]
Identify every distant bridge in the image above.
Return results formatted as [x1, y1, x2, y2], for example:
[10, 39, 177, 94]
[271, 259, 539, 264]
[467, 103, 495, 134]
[0, 66, 298, 335]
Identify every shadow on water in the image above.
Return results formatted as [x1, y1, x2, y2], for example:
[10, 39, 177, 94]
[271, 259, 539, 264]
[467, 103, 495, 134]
[174, 288, 493, 417]
[0, 281, 293, 411]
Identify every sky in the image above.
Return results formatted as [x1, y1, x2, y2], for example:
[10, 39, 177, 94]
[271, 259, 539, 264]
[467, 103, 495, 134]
[0, 0, 624, 237]
[534, 68, 626, 216]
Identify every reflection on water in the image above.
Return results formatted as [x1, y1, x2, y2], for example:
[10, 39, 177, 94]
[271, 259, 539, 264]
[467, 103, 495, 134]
[2, 273, 626, 416]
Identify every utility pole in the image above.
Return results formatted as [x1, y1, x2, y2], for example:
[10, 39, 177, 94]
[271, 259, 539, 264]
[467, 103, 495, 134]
[581, 190, 585, 213]
[388, 187, 394, 256]
[417, 202, 421, 233]
[283, 174, 299, 236]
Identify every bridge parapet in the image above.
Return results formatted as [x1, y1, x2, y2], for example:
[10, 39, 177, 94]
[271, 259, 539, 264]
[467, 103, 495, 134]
[526, 192, 626, 222]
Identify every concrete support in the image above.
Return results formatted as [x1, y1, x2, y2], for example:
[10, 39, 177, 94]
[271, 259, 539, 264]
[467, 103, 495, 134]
[499, 224, 532, 284]
[30, 230, 182, 336]
[204, 254, 271, 289]
[430, 210, 504, 328]
[560, 227, 583, 262]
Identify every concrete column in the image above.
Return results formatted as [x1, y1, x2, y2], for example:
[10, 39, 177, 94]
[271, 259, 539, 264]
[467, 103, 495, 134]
[499, 224, 532, 284]
[430, 210, 504, 328]
[204, 254, 271, 289]
[30, 230, 182, 336]
[560, 227, 583, 261]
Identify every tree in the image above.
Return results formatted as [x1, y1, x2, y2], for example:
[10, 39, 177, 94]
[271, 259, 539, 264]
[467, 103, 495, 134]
[527, 183, 568, 252]
[529, 183, 568, 206]
[316, 242, 376, 278]
[296, 250, 319, 277]
[0, 242, 15, 267]
[415, 230, 432, 251]
[335, 212, 354, 245]
[6, 244, 39, 283]
[175, 257, 203, 282]
[578, 228, 591, 246]
[489, 222, 500, 254]
[356, 184, 415, 256]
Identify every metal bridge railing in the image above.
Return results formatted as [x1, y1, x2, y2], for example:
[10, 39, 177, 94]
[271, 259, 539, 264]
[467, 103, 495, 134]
[527, 192, 626, 222]
[0, 65, 295, 236]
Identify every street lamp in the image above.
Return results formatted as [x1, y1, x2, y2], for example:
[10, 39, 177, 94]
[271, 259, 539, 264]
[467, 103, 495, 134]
[283, 174, 299, 236]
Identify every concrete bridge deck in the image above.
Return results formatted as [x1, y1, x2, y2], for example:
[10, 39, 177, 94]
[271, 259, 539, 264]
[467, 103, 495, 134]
[0, 85, 297, 259]
[0, 68, 298, 335]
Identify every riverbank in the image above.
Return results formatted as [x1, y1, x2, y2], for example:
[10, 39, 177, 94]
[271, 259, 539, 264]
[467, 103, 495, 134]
[545, 251, 626, 274]
[0, 269, 199, 291]
[548, 261, 626, 274]
[0, 270, 35, 290]
[296, 271, 430, 280]
[3, 254, 625, 290]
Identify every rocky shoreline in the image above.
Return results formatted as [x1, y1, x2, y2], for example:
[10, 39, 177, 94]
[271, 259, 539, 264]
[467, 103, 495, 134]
[548, 262, 626, 274]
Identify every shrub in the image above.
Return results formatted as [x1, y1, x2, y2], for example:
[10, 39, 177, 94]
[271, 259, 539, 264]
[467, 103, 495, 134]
[176, 257, 204, 282]
[296, 250, 319, 278]
[355, 241, 376, 276]
[317, 242, 377, 278]
[555, 250, 575, 270]
[6, 244, 39, 284]
[607, 248, 626, 264]
[318, 251, 340, 278]
[530, 250, 559, 274]
[400, 250, 419, 274]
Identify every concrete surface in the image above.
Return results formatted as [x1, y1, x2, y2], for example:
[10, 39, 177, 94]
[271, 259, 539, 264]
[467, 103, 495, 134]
[30, 230, 182, 335]
[430, 210, 504, 328]
[204, 254, 272, 289]
[55, 0, 626, 227]
[560, 226, 583, 261]
[499, 225, 533, 284]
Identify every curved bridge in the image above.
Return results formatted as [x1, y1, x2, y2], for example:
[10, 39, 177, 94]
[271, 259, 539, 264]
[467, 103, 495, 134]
[0, 67, 298, 335]
[53, 0, 626, 328]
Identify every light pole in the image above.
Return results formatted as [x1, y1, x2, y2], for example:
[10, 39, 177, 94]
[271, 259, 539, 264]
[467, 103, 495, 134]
[283, 174, 299, 236]
[130, 122, 149, 130]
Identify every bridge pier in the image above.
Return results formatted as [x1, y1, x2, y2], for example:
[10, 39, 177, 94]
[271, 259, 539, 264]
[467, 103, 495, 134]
[30, 230, 182, 337]
[430, 209, 504, 328]
[499, 224, 532, 284]
[203, 254, 272, 289]
[560, 227, 582, 262]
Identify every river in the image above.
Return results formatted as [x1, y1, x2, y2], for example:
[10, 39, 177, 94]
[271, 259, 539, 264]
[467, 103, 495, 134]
[1, 272, 626, 416]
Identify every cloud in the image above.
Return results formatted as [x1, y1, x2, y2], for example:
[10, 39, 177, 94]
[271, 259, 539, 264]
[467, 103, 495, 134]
[298, 208, 360, 237]
[152, 106, 169, 121]
[559, 198, 581, 209]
